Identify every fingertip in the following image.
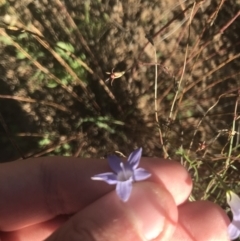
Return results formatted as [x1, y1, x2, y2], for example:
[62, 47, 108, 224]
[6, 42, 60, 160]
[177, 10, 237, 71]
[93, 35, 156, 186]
[142, 158, 192, 205]
[172, 201, 230, 241]
[128, 182, 178, 240]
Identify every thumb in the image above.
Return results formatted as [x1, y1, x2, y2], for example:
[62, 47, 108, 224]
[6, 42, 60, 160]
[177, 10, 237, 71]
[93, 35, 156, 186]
[46, 182, 178, 241]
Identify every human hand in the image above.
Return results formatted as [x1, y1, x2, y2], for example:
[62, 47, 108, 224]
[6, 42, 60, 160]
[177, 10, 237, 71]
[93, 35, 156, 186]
[0, 156, 230, 241]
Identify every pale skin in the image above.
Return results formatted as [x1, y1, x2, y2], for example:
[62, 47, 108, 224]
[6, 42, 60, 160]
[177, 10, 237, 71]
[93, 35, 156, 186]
[0, 157, 230, 241]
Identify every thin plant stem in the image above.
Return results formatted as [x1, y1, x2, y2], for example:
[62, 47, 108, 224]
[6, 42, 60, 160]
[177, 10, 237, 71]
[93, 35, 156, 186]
[2, 23, 121, 109]
[187, 92, 227, 155]
[169, 1, 196, 120]
[0, 95, 69, 112]
[155, 16, 189, 45]
[19, 134, 84, 159]
[153, 47, 169, 158]
[0, 29, 87, 107]
[225, 91, 240, 169]
[138, 1, 193, 59]
[28, 24, 101, 112]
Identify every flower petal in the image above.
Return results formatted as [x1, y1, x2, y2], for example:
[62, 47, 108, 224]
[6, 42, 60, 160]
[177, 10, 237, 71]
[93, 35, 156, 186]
[127, 147, 142, 169]
[107, 155, 122, 173]
[91, 172, 118, 185]
[116, 179, 132, 202]
[133, 168, 151, 181]
[227, 191, 240, 240]
[227, 191, 240, 219]
[228, 222, 240, 240]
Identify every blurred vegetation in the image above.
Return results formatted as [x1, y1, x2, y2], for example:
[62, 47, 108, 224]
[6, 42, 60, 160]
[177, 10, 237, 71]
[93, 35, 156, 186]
[0, 0, 240, 213]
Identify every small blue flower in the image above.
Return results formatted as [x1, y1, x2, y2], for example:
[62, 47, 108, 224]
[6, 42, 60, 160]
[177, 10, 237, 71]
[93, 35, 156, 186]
[91, 148, 151, 202]
[227, 191, 240, 240]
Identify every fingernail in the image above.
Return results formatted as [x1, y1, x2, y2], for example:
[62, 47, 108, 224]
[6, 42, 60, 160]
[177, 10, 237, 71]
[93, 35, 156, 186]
[126, 183, 175, 240]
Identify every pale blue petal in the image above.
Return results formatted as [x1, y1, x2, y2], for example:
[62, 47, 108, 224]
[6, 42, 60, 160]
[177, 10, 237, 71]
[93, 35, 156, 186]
[127, 148, 142, 169]
[107, 155, 122, 173]
[116, 179, 133, 202]
[91, 172, 118, 184]
[228, 222, 240, 240]
[123, 162, 134, 172]
[133, 168, 151, 181]
[227, 191, 240, 219]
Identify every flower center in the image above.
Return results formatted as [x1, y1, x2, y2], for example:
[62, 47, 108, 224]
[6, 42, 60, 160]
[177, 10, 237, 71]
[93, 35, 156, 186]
[117, 162, 133, 181]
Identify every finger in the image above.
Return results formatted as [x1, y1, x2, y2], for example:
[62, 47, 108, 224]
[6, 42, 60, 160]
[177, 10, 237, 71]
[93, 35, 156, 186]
[46, 182, 178, 241]
[0, 157, 191, 231]
[0, 216, 67, 241]
[170, 201, 230, 241]
[142, 158, 192, 205]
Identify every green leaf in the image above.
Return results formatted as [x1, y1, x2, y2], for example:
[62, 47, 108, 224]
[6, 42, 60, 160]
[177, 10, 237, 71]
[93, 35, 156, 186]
[80, 53, 86, 61]
[186, 110, 193, 117]
[167, 93, 174, 101]
[17, 32, 29, 40]
[39, 138, 51, 147]
[0, 36, 12, 45]
[16, 51, 26, 60]
[56, 41, 74, 53]
[46, 80, 58, 88]
[69, 59, 80, 69]
[63, 143, 71, 150]
[54, 147, 61, 153]
[96, 122, 115, 133]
